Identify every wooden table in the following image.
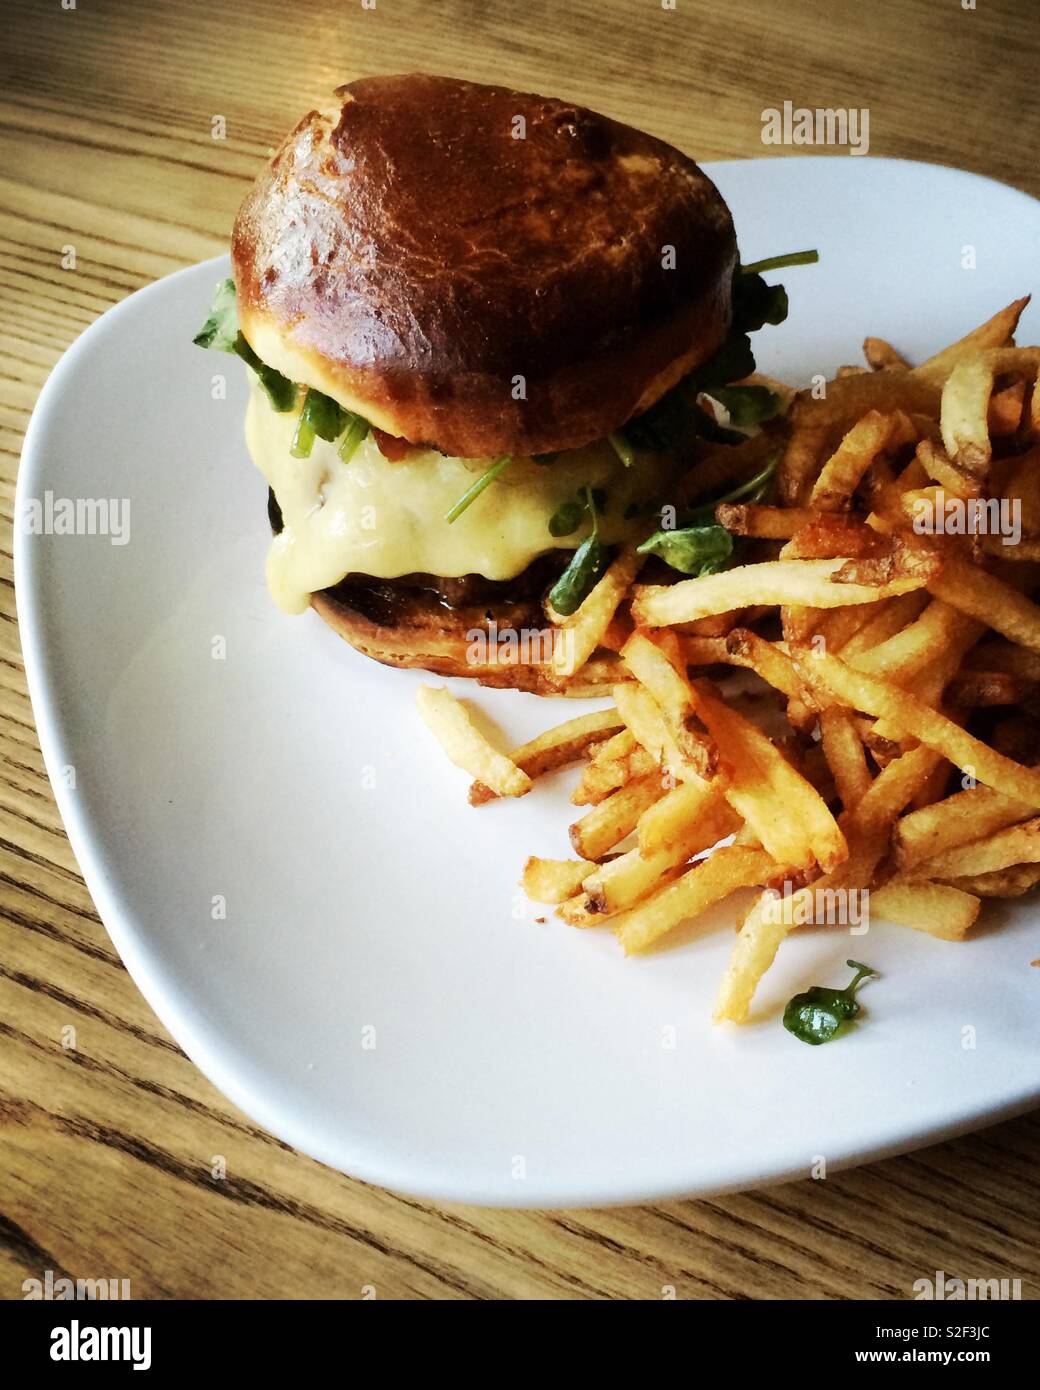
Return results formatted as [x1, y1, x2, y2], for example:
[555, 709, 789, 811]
[2, 0, 1038, 1300]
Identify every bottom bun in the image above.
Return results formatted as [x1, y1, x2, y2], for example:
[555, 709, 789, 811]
[311, 578, 620, 696]
[267, 492, 620, 694]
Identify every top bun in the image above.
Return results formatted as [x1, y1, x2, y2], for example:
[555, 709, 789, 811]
[233, 74, 737, 458]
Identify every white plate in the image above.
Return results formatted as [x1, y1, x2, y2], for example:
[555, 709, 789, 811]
[16, 158, 1040, 1207]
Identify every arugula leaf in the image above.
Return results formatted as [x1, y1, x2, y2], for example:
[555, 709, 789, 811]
[732, 273, 789, 335]
[192, 277, 239, 352]
[637, 455, 778, 576]
[232, 336, 298, 412]
[548, 499, 585, 537]
[731, 251, 817, 337]
[697, 384, 784, 432]
[608, 432, 636, 468]
[740, 249, 820, 275]
[692, 331, 757, 392]
[444, 455, 512, 523]
[291, 388, 346, 459]
[549, 486, 608, 615]
[548, 486, 607, 537]
[338, 412, 369, 464]
[783, 960, 877, 1046]
[637, 523, 733, 575]
[193, 278, 297, 412]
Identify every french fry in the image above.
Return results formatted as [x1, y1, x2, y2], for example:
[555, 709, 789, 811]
[693, 682, 848, 872]
[809, 410, 915, 512]
[637, 776, 738, 856]
[794, 651, 1040, 805]
[869, 878, 980, 940]
[614, 681, 711, 789]
[550, 545, 643, 679]
[988, 378, 1027, 435]
[943, 863, 1040, 898]
[549, 651, 629, 698]
[847, 599, 983, 684]
[675, 429, 780, 506]
[416, 685, 532, 797]
[620, 631, 717, 779]
[721, 629, 802, 702]
[913, 297, 1030, 386]
[846, 743, 942, 837]
[714, 503, 815, 538]
[779, 416, 830, 505]
[679, 636, 731, 667]
[912, 816, 1040, 878]
[469, 708, 624, 804]
[914, 438, 979, 499]
[926, 553, 1040, 655]
[819, 705, 872, 807]
[584, 793, 740, 916]
[522, 857, 598, 904]
[835, 592, 930, 662]
[864, 336, 910, 371]
[1003, 444, 1040, 536]
[893, 782, 1034, 871]
[631, 556, 937, 628]
[713, 839, 875, 1023]
[569, 770, 667, 861]
[614, 846, 775, 955]
[940, 347, 1040, 475]
[571, 728, 655, 805]
[781, 514, 891, 560]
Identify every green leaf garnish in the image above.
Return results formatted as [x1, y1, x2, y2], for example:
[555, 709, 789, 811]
[233, 336, 298, 412]
[193, 278, 297, 412]
[192, 277, 239, 352]
[608, 432, 636, 468]
[732, 274, 789, 334]
[445, 455, 512, 524]
[338, 412, 369, 464]
[783, 960, 877, 1046]
[637, 524, 732, 575]
[291, 388, 346, 459]
[638, 455, 778, 574]
[548, 499, 585, 537]
[549, 486, 608, 615]
[740, 249, 820, 275]
[548, 487, 606, 537]
[697, 384, 784, 432]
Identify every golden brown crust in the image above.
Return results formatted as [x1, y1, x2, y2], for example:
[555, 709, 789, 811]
[233, 73, 736, 458]
[310, 584, 620, 696]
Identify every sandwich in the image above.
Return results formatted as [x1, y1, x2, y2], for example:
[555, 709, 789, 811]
[194, 73, 811, 692]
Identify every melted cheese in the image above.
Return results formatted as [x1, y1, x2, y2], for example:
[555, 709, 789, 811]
[243, 379, 676, 613]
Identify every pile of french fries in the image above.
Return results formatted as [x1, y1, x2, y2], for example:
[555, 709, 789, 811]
[418, 296, 1040, 1023]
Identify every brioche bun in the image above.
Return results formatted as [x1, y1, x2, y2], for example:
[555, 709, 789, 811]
[233, 73, 737, 458]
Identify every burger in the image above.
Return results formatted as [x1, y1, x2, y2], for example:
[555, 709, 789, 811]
[194, 74, 811, 692]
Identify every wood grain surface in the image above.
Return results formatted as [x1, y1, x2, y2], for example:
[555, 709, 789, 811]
[2, 0, 1039, 1300]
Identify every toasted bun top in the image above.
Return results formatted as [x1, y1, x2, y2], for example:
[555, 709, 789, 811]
[233, 74, 737, 457]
